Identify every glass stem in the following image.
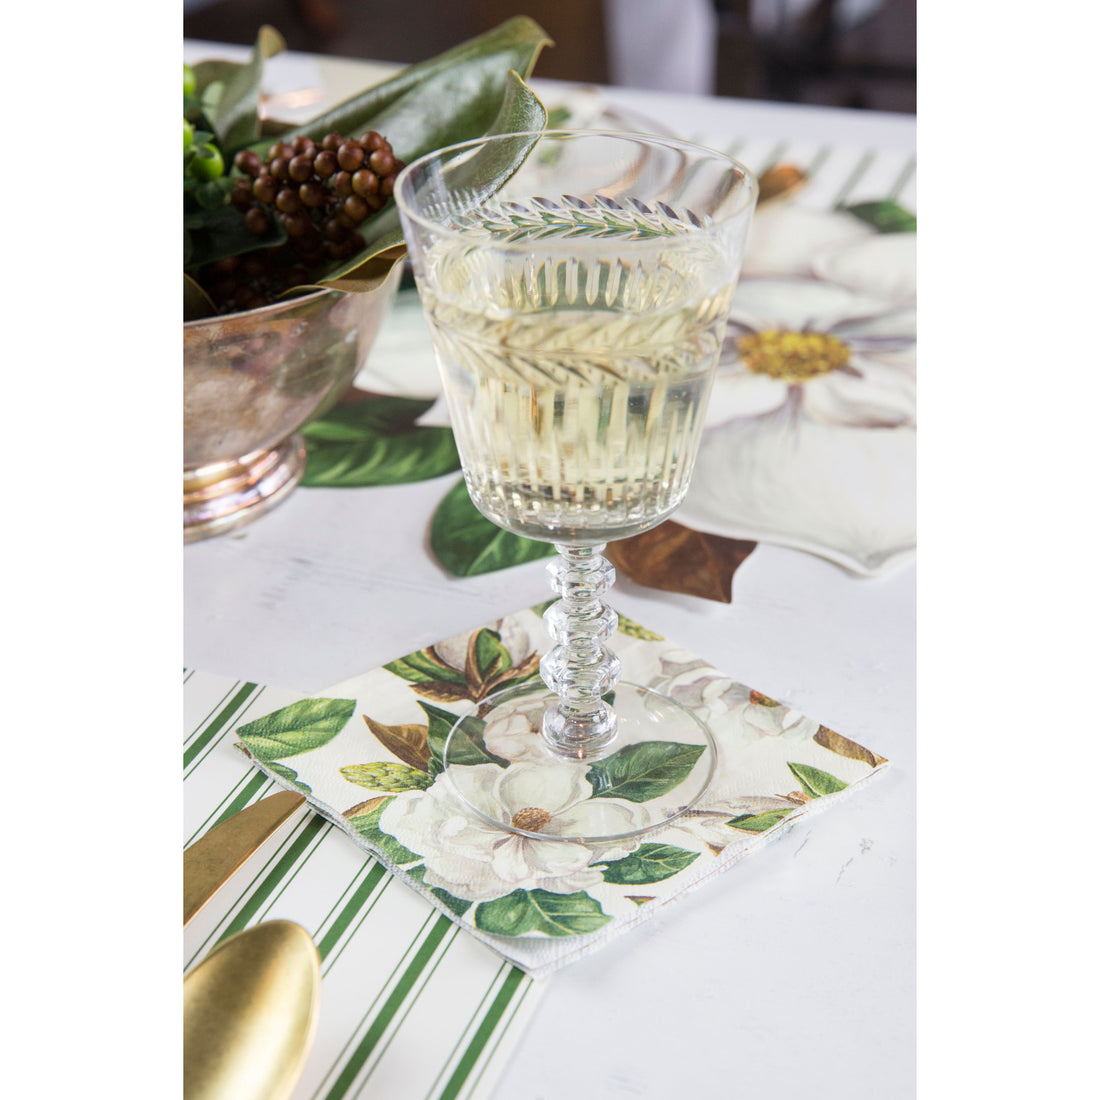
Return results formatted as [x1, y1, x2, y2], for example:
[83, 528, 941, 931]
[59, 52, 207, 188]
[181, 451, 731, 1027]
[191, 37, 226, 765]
[540, 543, 622, 759]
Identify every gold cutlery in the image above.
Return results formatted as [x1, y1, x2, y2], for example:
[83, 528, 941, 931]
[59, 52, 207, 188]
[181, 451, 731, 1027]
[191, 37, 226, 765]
[184, 790, 306, 926]
[184, 920, 321, 1100]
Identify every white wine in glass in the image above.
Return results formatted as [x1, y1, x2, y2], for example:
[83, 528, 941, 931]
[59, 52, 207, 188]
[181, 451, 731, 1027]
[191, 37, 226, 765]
[397, 131, 757, 844]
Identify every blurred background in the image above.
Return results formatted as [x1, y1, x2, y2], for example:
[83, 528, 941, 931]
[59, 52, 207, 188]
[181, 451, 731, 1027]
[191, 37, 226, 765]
[183, 0, 916, 113]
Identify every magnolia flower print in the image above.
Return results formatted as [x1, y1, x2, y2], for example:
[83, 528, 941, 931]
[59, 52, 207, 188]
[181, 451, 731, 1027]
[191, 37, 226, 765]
[378, 762, 647, 902]
[705, 274, 916, 432]
[650, 651, 818, 747]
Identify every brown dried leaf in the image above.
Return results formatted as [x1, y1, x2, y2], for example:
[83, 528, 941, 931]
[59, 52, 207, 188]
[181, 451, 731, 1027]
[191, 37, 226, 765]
[343, 795, 389, 819]
[363, 715, 432, 771]
[757, 163, 808, 205]
[814, 725, 888, 768]
[606, 521, 756, 603]
[406, 681, 475, 704]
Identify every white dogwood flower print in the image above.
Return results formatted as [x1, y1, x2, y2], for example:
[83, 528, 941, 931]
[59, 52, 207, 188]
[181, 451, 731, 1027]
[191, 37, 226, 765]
[379, 762, 647, 902]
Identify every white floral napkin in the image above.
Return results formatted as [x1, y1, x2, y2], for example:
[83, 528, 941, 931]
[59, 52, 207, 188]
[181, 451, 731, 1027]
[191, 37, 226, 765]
[236, 606, 888, 977]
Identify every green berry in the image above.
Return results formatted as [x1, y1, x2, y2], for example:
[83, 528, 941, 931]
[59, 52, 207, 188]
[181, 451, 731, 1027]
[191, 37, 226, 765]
[184, 118, 194, 150]
[183, 63, 196, 97]
[190, 143, 224, 181]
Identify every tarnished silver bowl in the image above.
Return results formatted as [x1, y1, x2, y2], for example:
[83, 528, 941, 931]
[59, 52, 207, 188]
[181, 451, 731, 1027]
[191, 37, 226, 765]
[183, 256, 402, 542]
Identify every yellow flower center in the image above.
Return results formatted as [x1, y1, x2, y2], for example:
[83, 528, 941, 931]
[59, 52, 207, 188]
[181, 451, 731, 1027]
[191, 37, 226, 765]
[511, 807, 552, 833]
[738, 329, 850, 382]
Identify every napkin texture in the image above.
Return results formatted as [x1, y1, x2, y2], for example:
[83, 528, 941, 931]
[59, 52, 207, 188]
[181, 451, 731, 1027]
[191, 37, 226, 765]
[236, 606, 887, 976]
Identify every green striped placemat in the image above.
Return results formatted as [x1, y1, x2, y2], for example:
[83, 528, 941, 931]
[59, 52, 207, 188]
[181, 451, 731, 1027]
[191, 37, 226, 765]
[184, 670, 545, 1100]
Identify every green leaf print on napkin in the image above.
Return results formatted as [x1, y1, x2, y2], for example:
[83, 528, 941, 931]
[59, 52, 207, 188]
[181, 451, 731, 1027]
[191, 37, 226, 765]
[405, 864, 474, 917]
[727, 808, 796, 833]
[419, 700, 509, 769]
[345, 797, 423, 865]
[431, 479, 556, 577]
[301, 396, 460, 488]
[237, 698, 355, 761]
[597, 843, 700, 885]
[474, 888, 612, 937]
[586, 741, 706, 803]
[787, 762, 849, 798]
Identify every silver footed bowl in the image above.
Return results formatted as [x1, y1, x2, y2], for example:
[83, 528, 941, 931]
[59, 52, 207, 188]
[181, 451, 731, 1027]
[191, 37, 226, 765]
[183, 257, 402, 542]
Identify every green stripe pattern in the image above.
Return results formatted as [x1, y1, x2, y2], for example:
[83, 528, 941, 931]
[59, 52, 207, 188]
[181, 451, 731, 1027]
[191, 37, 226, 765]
[184, 670, 542, 1100]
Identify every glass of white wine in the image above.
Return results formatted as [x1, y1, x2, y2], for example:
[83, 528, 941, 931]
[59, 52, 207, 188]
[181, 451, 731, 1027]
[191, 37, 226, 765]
[395, 131, 757, 844]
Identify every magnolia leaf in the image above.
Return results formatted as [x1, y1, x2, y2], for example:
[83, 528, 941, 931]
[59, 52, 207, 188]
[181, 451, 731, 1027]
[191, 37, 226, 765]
[259, 17, 550, 155]
[470, 628, 513, 683]
[236, 697, 355, 761]
[184, 273, 217, 321]
[363, 715, 433, 772]
[431, 479, 555, 576]
[302, 424, 460, 487]
[183, 202, 286, 273]
[606, 521, 757, 603]
[303, 391, 438, 440]
[345, 797, 422, 864]
[405, 864, 473, 917]
[813, 725, 887, 768]
[419, 701, 506, 768]
[757, 163, 808, 205]
[788, 762, 849, 798]
[267, 761, 312, 795]
[597, 843, 700, 884]
[587, 741, 706, 803]
[321, 66, 548, 272]
[843, 200, 916, 233]
[726, 808, 796, 833]
[474, 888, 611, 937]
[210, 25, 286, 153]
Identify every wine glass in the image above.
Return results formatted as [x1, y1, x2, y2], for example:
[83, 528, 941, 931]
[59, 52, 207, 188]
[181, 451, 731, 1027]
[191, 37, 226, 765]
[395, 130, 757, 844]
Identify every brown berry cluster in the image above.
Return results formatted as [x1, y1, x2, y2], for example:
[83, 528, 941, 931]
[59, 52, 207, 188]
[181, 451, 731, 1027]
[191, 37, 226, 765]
[200, 131, 404, 313]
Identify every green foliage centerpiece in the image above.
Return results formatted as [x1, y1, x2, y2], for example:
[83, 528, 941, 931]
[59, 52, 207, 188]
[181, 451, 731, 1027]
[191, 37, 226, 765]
[183, 18, 550, 542]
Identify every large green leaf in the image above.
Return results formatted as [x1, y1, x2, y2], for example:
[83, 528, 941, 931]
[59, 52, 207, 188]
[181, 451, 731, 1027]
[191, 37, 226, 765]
[430, 479, 556, 577]
[236, 697, 355, 761]
[184, 202, 286, 273]
[302, 396, 437, 441]
[586, 741, 707, 803]
[259, 17, 550, 156]
[302, 422, 460, 487]
[209, 25, 286, 152]
[474, 888, 611, 937]
[787, 762, 849, 798]
[321, 65, 549, 278]
[597, 843, 700, 884]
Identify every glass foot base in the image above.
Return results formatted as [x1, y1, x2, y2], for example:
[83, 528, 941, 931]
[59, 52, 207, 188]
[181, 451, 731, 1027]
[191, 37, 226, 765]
[442, 681, 717, 845]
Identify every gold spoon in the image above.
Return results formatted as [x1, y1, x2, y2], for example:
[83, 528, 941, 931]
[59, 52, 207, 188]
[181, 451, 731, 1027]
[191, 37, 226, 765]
[184, 921, 321, 1100]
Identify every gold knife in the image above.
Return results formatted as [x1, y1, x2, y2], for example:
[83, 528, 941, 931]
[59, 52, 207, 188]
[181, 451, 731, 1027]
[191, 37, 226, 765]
[184, 791, 306, 926]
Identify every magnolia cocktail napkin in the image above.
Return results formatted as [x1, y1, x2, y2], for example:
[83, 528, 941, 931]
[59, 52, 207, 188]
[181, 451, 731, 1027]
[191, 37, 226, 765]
[235, 606, 888, 977]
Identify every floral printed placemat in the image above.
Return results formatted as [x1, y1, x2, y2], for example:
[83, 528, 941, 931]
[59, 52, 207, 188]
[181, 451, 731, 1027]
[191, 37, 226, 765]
[236, 606, 888, 977]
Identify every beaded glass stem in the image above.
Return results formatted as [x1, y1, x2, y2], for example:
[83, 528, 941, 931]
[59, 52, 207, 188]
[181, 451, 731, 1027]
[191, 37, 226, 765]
[395, 130, 757, 843]
[539, 544, 621, 759]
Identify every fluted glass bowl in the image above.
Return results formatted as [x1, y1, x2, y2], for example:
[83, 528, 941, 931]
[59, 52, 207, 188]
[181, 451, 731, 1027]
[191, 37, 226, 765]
[183, 256, 402, 542]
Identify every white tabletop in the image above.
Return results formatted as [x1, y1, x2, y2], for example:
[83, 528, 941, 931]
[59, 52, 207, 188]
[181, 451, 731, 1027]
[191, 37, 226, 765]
[184, 46, 915, 1099]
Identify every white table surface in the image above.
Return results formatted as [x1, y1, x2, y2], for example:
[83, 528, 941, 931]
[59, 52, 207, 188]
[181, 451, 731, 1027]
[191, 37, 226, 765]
[184, 46, 916, 1099]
